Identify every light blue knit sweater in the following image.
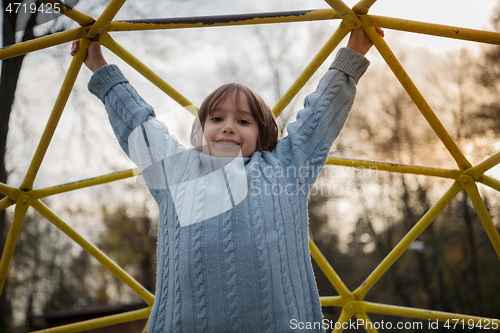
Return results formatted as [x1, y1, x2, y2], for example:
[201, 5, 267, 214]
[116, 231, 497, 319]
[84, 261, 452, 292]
[88, 47, 369, 333]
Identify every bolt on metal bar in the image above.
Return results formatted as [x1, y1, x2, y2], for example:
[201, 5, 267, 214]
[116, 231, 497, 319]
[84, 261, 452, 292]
[353, 181, 462, 299]
[31, 199, 155, 305]
[326, 157, 462, 179]
[32, 307, 151, 333]
[108, 9, 340, 32]
[272, 23, 350, 117]
[19, 38, 90, 191]
[0, 196, 30, 294]
[364, 26, 472, 171]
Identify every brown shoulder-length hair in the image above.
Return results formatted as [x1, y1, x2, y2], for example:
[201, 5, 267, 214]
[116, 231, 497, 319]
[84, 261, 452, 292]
[190, 83, 278, 153]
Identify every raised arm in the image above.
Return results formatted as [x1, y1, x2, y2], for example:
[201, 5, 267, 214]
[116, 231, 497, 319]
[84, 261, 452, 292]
[73, 41, 186, 200]
[271, 28, 382, 189]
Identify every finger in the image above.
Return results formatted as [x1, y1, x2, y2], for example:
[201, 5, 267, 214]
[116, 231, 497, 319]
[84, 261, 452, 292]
[70, 40, 79, 56]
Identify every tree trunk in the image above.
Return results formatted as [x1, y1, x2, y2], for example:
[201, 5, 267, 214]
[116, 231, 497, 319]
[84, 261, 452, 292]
[0, 1, 39, 329]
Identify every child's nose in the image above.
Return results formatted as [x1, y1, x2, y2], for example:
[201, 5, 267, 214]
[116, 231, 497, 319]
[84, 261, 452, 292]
[222, 123, 235, 134]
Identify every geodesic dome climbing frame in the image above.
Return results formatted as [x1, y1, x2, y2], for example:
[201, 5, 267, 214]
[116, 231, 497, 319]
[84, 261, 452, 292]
[1, 0, 500, 332]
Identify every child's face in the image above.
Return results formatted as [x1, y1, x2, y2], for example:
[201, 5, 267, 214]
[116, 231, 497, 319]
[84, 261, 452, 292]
[202, 91, 259, 158]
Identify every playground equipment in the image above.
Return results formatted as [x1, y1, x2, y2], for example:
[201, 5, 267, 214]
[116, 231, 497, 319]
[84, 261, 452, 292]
[1, 0, 500, 331]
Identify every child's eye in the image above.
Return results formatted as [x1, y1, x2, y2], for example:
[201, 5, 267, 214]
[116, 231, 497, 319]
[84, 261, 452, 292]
[238, 119, 250, 125]
[211, 117, 222, 122]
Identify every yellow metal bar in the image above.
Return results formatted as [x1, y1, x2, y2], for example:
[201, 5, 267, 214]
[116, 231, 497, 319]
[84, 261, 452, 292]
[108, 9, 341, 32]
[31, 199, 155, 305]
[353, 181, 463, 299]
[326, 157, 461, 180]
[355, 312, 379, 333]
[361, 301, 500, 325]
[361, 15, 500, 46]
[0, 27, 87, 61]
[460, 175, 500, 259]
[272, 24, 350, 117]
[37, 0, 95, 26]
[141, 322, 149, 333]
[320, 295, 344, 307]
[19, 39, 89, 191]
[99, 34, 196, 112]
[309, 238, 353, 300]
[87, 0, 126, 40]
[0, 183, 12, 196]
[324, 0, 361, 29]
[0, 196, 30, 294]
[30, 169, 137, 199]
[33, 307, 151, 333]
[479, 175, 500, 192]
[469, 151, 500, 180]
[0, 197, 15, 213]
[363, 27, 472, 171]
[0, 182, 21, 200]
[333, 307, 353, 333]
[352, 0, 378, 15]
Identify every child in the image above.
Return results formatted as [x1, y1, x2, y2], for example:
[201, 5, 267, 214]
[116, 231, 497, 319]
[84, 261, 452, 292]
[71, 27, 383, 332]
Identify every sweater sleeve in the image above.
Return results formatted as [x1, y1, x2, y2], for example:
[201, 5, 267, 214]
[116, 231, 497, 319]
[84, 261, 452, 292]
[88, 65, 186, 201]
[271, 48, 369, 190]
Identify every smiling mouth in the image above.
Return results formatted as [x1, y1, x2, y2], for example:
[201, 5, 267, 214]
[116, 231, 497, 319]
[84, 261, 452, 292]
[215, 141, 240, 145]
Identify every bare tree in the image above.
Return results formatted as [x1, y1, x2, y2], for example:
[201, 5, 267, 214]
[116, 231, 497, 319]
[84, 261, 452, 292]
[1, 1, 44, 328]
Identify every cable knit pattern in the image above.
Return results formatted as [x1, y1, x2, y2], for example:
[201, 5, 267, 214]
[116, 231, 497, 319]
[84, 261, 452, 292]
[192, 172, 208, 332]
[273, 172, 299, 321]
[249, 183, 274, 332]
[152, 210, 169, 333]
[213, 164, 242, 331]
[172, 216, 182, 333]
[87, 47, 369, 333]
[221, 208, 243, 332]
[292, 186, 312, 315]
[171, 155, 193, 333]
